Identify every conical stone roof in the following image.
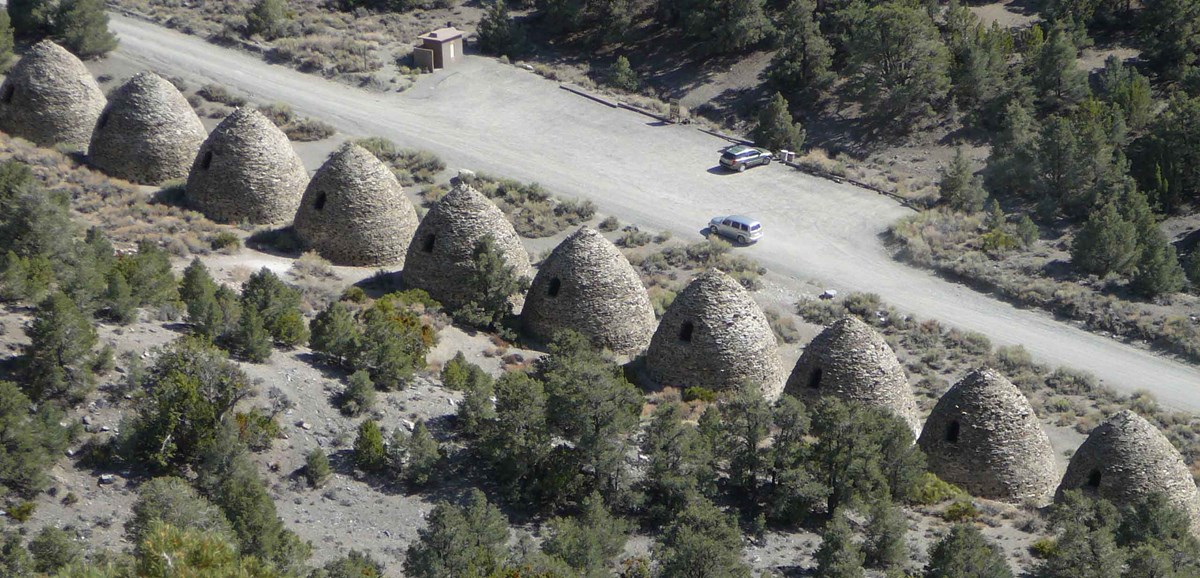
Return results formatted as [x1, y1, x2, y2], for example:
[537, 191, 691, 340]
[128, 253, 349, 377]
[918, 368, 1058, 505]
[784, 316, 921, 435]
[1057, 410, 1200, 530]
[521, 226, 655, 355]
[88, 72, 207, 185]
[644, 269, 785, 399]
[293, 143, 419, 267]
[402, 183, 533, 310]
[0, 40, 105, 148]
[184, 107, 308, 224]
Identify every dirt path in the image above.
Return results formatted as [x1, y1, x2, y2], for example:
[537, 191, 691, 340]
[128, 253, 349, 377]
[105, 15, 1200, 411]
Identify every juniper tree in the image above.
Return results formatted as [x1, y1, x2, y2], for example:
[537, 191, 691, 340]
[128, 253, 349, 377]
[923, 525, 1011, 578]
[653, 496, 751, 578]
[939, 148, 987, 212]
[753, 92, 805, 153]
[542, 492, 631, 578]
[23, 290, 98, 404]
[404, 489, 509, 578]
[814, 510, 864, 578]
[641, 402, 716, 523]
[54, 0, 118, 58]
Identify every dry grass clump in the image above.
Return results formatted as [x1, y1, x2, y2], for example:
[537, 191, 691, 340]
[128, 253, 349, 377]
[0, 136, 228, 255]
[352, 137, 445, 186]
[798, 291, 1200, 466]
[465, 173, 597, 238]
[625, 236, 767, 300]
[197, 83, 248, 107]
[890, 208, 1200, 365]
[257, 102, 337, 141]
[795, 148, 848, 177]
[268, 35, 383, 76]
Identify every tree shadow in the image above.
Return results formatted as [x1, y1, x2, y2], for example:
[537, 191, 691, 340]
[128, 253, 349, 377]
[246, 226, 304, 258]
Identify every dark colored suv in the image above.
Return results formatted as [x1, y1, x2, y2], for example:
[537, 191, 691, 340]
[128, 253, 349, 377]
[719, 145, 772, 172]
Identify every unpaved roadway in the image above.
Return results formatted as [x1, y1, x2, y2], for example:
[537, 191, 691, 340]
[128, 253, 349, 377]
[106, 14, 1200, 410]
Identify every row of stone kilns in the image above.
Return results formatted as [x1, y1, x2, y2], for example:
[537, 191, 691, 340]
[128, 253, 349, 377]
[6, 41, 1198, 530]
[801, 317, 1200, 532]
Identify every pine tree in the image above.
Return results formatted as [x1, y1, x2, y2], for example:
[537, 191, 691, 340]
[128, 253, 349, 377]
[309, 301, 362, 368]
[985, 100, 1041, 198]
[1033, 27, 1089, 113]
[641, 402, 716, 523]
[7, 0, 52, 38]
[923, 525, 1011, 578]
[230, 306, 273, 363]
[483, 371, 551, 504]
[1131, 238, 1186, 297]
[0, 11, 14, 68]
[752, 92, 806, 152]
[456, 235, 530, 330]
[404, 489, 508, 578]
[1138, 0, 1200, 82]
[1071, 202, 1139, 276]
[23, 291, 97, 404]
[766, 395, 822, 525]
[180, 259, 224, 339]
[1036, 491, 1125, 578]
[54, 0, 118, 58]
[939, 148, 987, 212]
[766, 0, 833, 102]
[353, 420, 387, 473]
[606, 56, 638, 92]
[542, 492, 631, 577]
[304, 448, 331, 488]
[814, 509, 864, 578]
[653, 497, 751, 578]
[719, 381, 773, 500]
[847, 2, 950, 127]
[476, 0, 528, 57]
[338, 370, 376, 417]
[245, 0, 289, 40]
[400, 420, 440, 487]
[864, 500, 907, 572]
[104, 270, 137, 324]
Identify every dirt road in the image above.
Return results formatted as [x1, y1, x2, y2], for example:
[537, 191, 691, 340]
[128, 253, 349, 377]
[106, 15, 1200, 410]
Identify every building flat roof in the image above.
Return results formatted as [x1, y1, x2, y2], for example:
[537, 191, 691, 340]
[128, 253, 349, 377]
[419, 27, 464, 42]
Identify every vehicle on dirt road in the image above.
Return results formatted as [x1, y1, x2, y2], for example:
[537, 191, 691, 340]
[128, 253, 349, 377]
[719, 145, 772, 172]
[707, 215, 763, 244]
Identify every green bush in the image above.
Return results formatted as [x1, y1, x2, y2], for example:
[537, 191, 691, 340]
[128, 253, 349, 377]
[943, 500, 980, 522]
[28, 526, 80, 574]
[234, 409, 281, 451]
[606, 56, 639, 91]
[7, 500, 35, 522]
[682, 386, 717, 403]
[907, 472, 966, 505]
[1030, 537, 1057, 559]
[338, 370, 376, 417]
[209, 232, 241, 252]
[305, 448, 331, 488]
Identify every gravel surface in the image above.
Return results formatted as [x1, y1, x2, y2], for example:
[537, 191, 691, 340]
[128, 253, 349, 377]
[100, 13, 1200, 413]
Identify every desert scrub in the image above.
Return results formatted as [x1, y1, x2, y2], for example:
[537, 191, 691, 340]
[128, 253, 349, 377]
[197, 83, 248, 107]
[890, 207, 1200, 368]
[257, 102, 336, 141]
[268, 34, 383, 76]
[617, 227, 652, 248]
[464, 173, 597, 238]
[352, 137, 445, 185]
[764, 307, 801, 344]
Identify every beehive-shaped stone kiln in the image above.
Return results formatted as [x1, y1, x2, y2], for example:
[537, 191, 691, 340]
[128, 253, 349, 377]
[0, 40, 105, 148]
[644, 269, 785, 398]
[88, 72, 207, 184]
[185, 107, 308, 224]
[293, 143, 419, 266]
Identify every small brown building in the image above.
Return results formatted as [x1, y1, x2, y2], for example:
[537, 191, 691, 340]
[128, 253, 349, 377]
[414, 27, 464, 71]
